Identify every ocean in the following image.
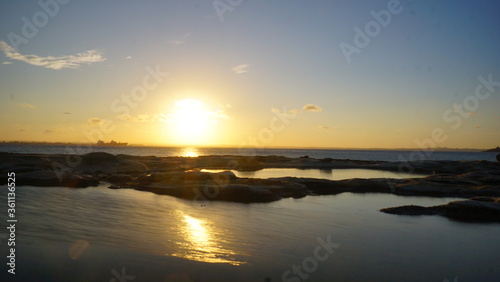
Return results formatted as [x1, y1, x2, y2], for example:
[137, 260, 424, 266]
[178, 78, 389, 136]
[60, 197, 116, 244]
[0, 144, 497, 162]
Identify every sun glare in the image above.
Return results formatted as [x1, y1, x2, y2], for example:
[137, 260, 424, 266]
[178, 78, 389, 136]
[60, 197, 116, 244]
[170, 99, 211, 144]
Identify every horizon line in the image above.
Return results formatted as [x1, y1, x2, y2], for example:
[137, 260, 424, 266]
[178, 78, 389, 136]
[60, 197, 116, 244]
[0, 140, 494, 151]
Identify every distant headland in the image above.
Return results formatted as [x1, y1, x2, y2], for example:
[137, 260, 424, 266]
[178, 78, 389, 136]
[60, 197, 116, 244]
[95, 140, 128, 147]
[483, 147, 500, 152]
[0, 140, 128, 147]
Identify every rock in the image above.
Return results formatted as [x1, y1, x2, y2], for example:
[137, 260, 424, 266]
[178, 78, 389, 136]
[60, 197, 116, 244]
[435, 199, 500, 222]
[215, 184, 281, 203]
[16, 170, 99, 188]
[3, 152, 500, 212]
[75, 152, 148, 173]
[106, 174, 134, 185]
[380, 205, 438, 216]
[381, 198, 500, 222]
[497, 154, 500, 162]
[147, 171, 236, 184]
[236, 157, 263, 171]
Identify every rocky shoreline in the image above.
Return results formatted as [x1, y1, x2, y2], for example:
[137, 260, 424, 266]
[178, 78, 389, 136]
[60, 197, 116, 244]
[1, 152, 499, 222]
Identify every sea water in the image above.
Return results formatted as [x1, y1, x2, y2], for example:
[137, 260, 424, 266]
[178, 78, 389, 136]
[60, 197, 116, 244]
[0, 186, 498, 281]
[0, 144, 497, 162]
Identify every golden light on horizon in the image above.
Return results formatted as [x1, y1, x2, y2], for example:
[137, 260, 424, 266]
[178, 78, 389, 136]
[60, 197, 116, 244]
[180, 147, 199, 157]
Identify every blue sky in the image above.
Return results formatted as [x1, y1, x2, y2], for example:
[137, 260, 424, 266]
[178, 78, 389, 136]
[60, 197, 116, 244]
[1, 0, 499, 148]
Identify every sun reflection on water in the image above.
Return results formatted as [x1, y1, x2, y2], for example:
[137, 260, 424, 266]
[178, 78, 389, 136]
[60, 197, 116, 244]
[180, 147, 199, 158]
[170, 212, 245, 265]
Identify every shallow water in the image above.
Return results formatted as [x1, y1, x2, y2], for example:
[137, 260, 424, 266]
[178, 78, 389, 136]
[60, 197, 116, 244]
[1, 186, 499, 281]
[201, 168, 427, 180]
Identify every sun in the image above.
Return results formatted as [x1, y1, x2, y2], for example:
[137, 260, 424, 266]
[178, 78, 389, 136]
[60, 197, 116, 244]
[171, 99, 210, 144]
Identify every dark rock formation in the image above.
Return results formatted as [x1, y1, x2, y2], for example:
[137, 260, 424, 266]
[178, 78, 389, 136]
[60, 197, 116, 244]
[15, 170, 99, 188]
[2, 152, 500, 221]
[379, 205, 439, 216]
[381, 198, 500, 222]
[75, 152, 148, 173]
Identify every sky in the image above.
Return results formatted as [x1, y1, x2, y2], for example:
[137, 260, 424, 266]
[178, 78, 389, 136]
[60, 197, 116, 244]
[0, 0, 499, 149]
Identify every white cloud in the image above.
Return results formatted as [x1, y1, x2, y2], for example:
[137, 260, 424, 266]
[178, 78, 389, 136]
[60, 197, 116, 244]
[0, 41, 105, 70]
[18, 103, 37, 109]
[232, 64, 249, 74]
[167, 40, 184, 46]
[168, 33, 191, 46]
[2, 62, 12, 65]
[208, 108, 229, 120]
[303, 104, 322, 112]
[125, 56, 132, 59]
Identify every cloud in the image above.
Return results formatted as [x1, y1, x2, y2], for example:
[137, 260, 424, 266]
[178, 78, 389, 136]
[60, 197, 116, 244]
[118, 113, 168, 122]
[167, 40, 185, 46]
[208, 108, 229, 120]
[44, 129, 56, 134]
[18, 103, 37, 109]
[16, 124, 31, 132]
[2, 62, 12, 65]
[271, 107, 299, 115]
[63, 112, 71, 114]
[86, 117, 104, 126]
[0, 41, 105, 70]
[232, 64, 249, 74]
[303, 104, 322, 112]
[43, 126, 72, 134]
[317, 125, 330, 130]
[125, 56, 132, 59]
[168, 33, 191, 46]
